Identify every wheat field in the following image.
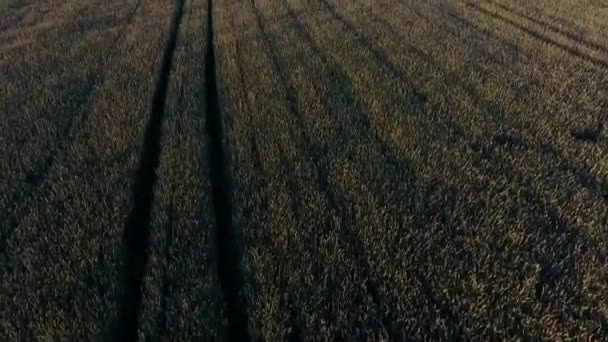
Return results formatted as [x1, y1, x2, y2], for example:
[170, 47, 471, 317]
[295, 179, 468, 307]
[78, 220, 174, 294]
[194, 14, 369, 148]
[1, 0, 606, 340]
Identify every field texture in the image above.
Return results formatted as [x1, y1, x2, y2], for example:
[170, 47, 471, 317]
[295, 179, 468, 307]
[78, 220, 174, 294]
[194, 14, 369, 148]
[1, 0, 607, 340]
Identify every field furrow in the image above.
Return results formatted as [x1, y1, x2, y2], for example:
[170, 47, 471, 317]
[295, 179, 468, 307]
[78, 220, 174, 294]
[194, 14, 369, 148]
[1, 0, 176, 338]
[137, 0, 225, 339]
[0, 0, 142, 239]
[1, 0, 607, 339]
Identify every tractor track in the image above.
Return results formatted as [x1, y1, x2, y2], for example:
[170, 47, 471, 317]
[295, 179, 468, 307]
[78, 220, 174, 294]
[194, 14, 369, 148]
[486, 0, 608, 55]
[112, 0, 185, 340]
[204, 0, 250, 340]
[0, 0, 143, 256]
[467, 2, 608, 69]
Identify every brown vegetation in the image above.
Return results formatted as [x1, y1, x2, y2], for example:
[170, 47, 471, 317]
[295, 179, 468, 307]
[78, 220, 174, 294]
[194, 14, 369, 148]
[1, 0, 606, 340]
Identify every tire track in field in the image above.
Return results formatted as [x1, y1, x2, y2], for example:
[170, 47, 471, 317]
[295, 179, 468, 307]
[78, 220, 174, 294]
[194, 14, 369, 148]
[204, 0, 250, 340]
[247, 0, 387, 335]
[426, 2, 526, 67]
[312, 0, 607, 335]
[248, 0, 426, 337]
[315, 1, 467, 338]
[543, 10, 608, 41]
[151, 205, 175, 340]
[486, 0, 608, 55]
[481, 1, 608, 139]
[467, 2, 608, 69]
[370, 3, 608, 202]
[368, 0, 608, 259]
[111, 0, 184, 340]
[225, 9, 309, 338]
[0, 0, 142, 255]
[336, 4, 608, 331]
[280, 2, 409, 338]
[317, 1, 428, 113]
[355, 0, 608, 204]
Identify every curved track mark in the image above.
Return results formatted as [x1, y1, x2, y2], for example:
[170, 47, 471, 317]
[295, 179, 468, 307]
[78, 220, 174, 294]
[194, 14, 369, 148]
[204, 0, 250, 340]
[111, 0, 185, 340]
[468, 2, 608, 69]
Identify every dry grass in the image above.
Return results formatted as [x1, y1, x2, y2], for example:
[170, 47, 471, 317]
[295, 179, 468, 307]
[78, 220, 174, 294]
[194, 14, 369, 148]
[216, 0, 608, 339]
[0, 0, 176, 339]
[0, 0, 131, 215]
[137, 0, 226, 340]
[1, 0, 607, 340]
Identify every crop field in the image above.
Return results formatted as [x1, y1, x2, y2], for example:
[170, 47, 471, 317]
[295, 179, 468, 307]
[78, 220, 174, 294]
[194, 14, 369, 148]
[1, 0, 607, 340]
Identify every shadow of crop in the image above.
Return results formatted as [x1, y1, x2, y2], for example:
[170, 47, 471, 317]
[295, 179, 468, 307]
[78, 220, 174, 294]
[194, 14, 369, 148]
[0, 0, 144, 256]
[111, 0, 184, 340]
[246, 0, 470, 338]
[309, 0, 608, 334]
[371, 2, 608, 203]
[467, 2, 608, 69]
[486, 0, 608, 55]
[203, 0, 250, 340]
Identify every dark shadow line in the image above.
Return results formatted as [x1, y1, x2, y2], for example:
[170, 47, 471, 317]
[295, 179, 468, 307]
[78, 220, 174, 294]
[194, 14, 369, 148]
[155, 206, 175, 340]
[477, 141, 607, 333]
[432, 3, 525, 65]
[297, 4, 460, 338]
[486, 0, 608, 55]
[287, 0, 382, 268]
[369, 2, 608, 203]
[467, 2, 608, 69]
[204, 0, 250, 340]
[110, 0, 185, 340]
[248, 0, 364, 334]
[306, 0, 437, 153]
[282, 1, 406, 308]
[244, 2, 339, 335]
[321, 2, 606, 334]
[318, 0, 427, 112]
[542, 9, 608, 40]
[413, 270, 464, 339]
[471, 138, 608, 263]
[285, 303, 303, 342]
[249, 0, 421, 338]
[0, 0, 143, 255]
